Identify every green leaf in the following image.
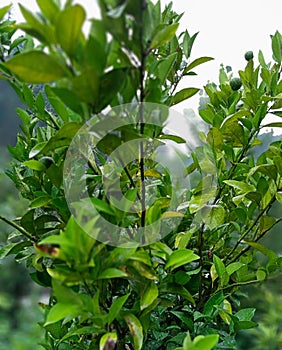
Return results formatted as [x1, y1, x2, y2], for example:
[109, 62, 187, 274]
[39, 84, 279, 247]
[171, 88, 200, 105]
[202, 206, 225, 230]
[30, 122, 82, 157]
[91, 198, 115, 216]
[276, 192, 282, 204]
[108, 294, 130, 324]
[97, 68, 127, 112]
[272, 31, 282, 63]
[161, 211, 184, 219]
[248, 164, 277, 181]
[18, 4, 55, 43]
[0, 241, 32, 259]
[99, 332, 117, 350]
[157, 52, 177, 84]
[158, 134, 186, 144]
[165, 249, 199, 271]
[72, 67, 99, 104]
[235, 308, 256, 322]
[226, 262, 245, 276]
[213, 255, 228, 286]
[191, 334, 219, 350]
[36, 0, 60, 23]
[261, 122, 282, 128]
[44, 303, 81, 326]
[150, 23, 179, 49]
[207, 127, 223, 148]
[140, 282, 158, 310]
[204, 291, 225, 316]
[244, 241, 277, 262]
[124, 313, 143, 350]
[23, 160, 46, 171]
[0, 4, 12, 22]
[223, 180, 255, 193]
[143, 169, 162, 179]
[97, 268, 128, 279]
[259, 216, 277, 235]
[29, 196, 51, 209]
[160, 283, 195, 304]
[61, 326, 103, 342]
[56, 5, 86, 58]
[53, 279, 81, 304]
[256, 268, 266, 281]
[182, 31, 199, 59]
[184, 57, 214, 74]
[5, 51, 67, 83]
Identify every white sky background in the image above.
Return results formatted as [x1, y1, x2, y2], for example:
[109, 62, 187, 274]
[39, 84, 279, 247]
[2, 0, 282, 135]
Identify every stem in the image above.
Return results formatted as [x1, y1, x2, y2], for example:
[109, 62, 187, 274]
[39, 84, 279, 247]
[197, 224, 205, 305]
[225, 194, 276, 264]
[219, 279, 261, 292]
[0, 215, 37, 242]
[138, 0, 147, 235]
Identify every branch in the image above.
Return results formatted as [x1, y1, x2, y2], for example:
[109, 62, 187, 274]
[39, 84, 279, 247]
[0, 215, 37, 242]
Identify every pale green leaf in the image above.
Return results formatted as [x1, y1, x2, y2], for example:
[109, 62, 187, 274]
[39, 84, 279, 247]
[161, 211, 184, 219]
[124, 313, 143, 350]
[223, 180, 256, 193]
[0, 4, 12, 22]
[226, 262, 244, 276]
[165, 249, 199, 271]
[23, 160, 46, 171]
[36, 0, 60, 23]
[56, 5, 86, 57]
[44, 303, 81, 325]
[192, 334, 219, 350]
[5, 51, 67, 83]
[150, 23, 179, 49]
[98, 268, 128, 279]
[140, 282, 158, 310]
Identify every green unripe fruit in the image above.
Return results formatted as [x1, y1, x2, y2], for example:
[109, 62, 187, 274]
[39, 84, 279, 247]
[230, 77, 242, 91]
[39, 156, 54, 169]
[244, 51, 254, 61]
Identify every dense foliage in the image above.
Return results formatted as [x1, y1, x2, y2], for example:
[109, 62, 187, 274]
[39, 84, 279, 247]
[0, 1, 282, 349]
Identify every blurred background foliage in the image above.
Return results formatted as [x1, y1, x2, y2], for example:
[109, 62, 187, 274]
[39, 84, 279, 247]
[0, 80, 44, 348]
[0, 36, 282, 350]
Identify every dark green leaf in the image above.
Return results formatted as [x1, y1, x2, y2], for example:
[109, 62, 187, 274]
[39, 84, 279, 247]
[171, 88, 199, 105]
[272, 31, 282, 63]
[108, 294, 130, 324]
[184, 57, 214, 74]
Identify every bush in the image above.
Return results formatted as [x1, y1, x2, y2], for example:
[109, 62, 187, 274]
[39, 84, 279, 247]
[0, 1, 281, 349]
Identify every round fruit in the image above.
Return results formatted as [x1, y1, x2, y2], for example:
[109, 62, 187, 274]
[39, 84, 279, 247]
[39, 156, 54, 169]
[244, 51, 254, 61]
[230, 77, 242, 91]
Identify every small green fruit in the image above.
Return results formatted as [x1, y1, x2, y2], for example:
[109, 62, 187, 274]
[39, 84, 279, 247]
[244, 51, 254, 61]
[230, 77, 242, 91]
[39, 156, 54, 169]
